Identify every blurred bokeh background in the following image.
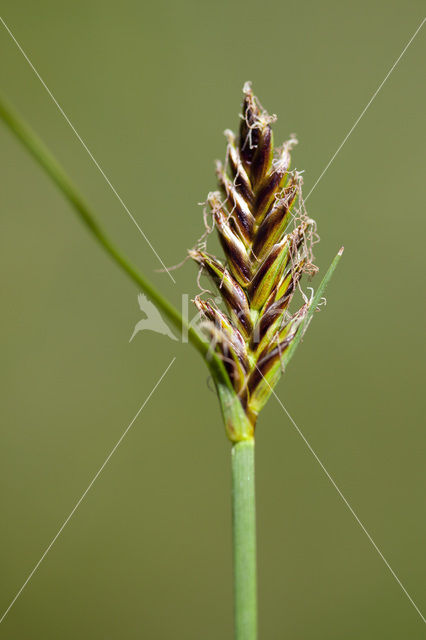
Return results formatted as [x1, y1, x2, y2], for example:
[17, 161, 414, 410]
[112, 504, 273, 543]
[1, 1, 425, 638]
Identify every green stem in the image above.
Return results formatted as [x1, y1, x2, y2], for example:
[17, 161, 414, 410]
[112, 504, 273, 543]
[0, 95, 232, 389]
[232, 440, 257, 640]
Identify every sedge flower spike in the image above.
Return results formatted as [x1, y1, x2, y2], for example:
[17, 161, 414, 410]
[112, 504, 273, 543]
[190, 83, 340, 441]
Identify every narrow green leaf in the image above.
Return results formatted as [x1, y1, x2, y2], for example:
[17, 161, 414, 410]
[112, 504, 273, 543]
[282, 247, 344, 369]
[0, 96, 235, 395]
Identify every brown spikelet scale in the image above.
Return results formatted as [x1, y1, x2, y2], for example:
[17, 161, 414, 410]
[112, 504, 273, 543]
[190, 82, 319, 434]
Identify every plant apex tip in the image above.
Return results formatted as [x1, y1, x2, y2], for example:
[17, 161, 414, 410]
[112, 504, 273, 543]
[338, 246, 344, 256]
[243, 80, 252, 95]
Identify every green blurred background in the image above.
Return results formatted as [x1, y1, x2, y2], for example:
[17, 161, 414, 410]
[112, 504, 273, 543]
[1, 1, 425, 638]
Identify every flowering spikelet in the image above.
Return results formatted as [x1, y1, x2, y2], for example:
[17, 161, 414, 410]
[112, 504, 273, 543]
[190, 83, 320, 437]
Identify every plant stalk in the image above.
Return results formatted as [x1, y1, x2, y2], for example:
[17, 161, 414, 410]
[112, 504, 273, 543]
[232, 439, 257, 640]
